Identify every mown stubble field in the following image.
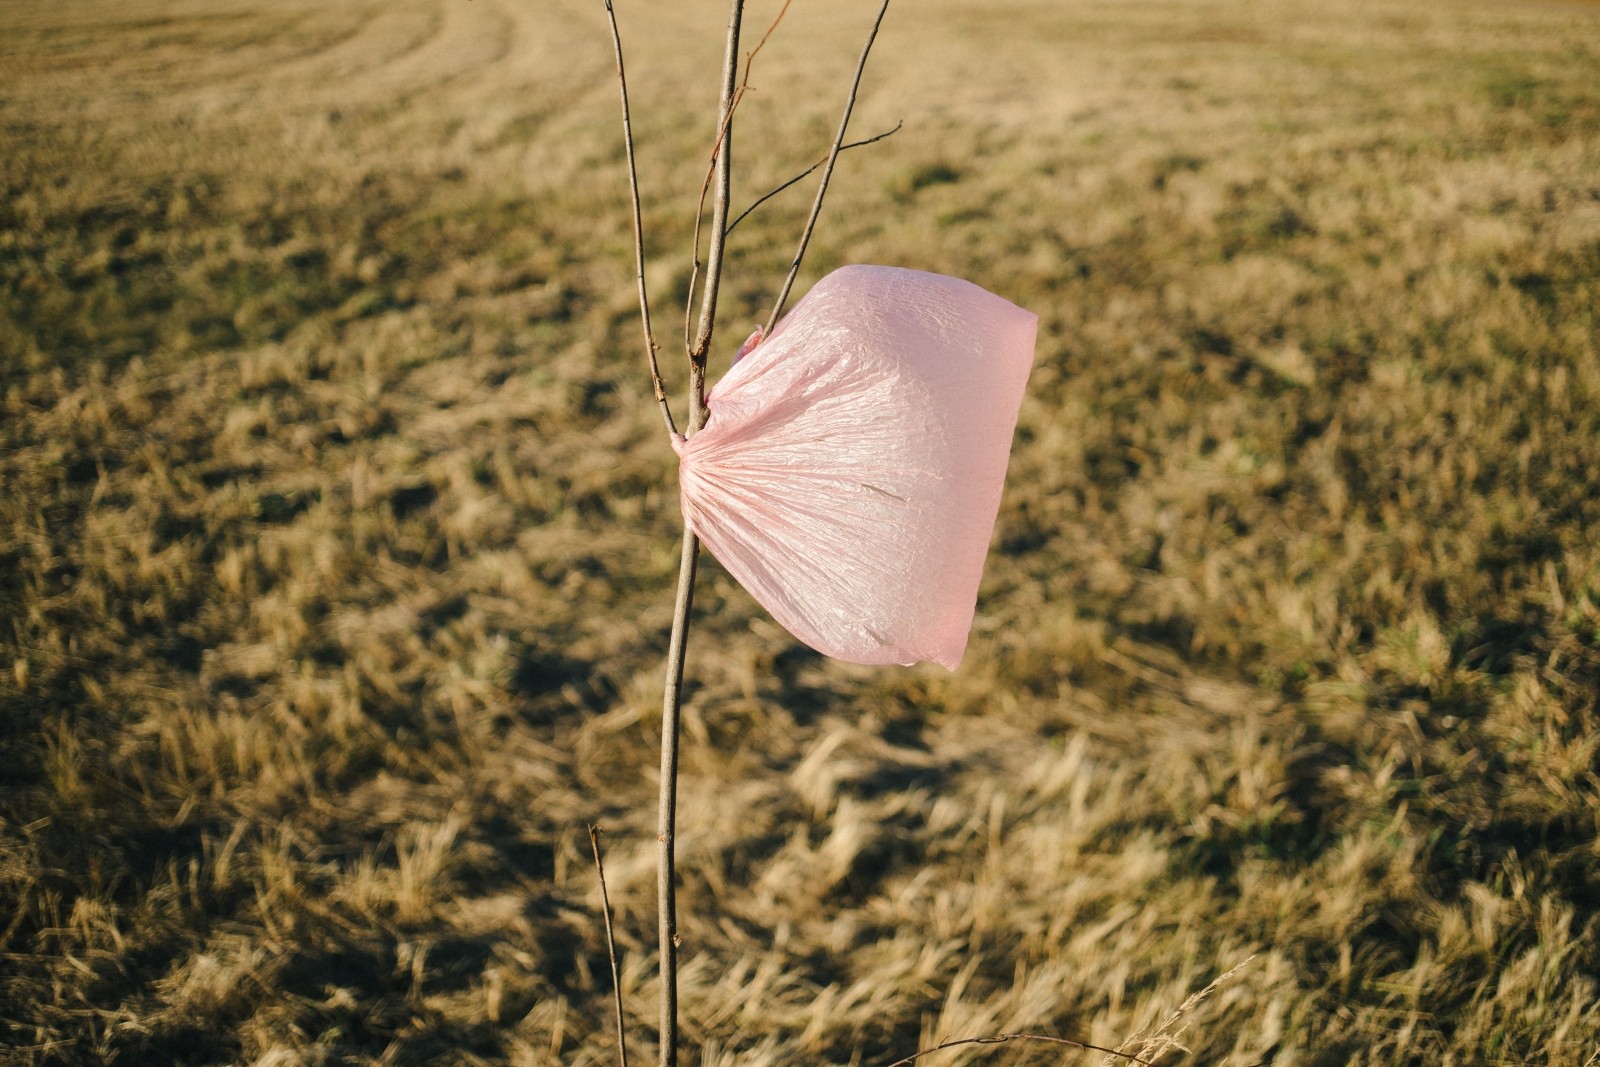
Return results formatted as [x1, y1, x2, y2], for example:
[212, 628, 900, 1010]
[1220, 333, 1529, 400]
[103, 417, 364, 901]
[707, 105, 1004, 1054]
[3, 0, 1600, 1063]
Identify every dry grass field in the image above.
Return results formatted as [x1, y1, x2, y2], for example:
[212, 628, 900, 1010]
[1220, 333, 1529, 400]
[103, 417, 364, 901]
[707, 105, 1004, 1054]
[4, 0, 1600, 1063]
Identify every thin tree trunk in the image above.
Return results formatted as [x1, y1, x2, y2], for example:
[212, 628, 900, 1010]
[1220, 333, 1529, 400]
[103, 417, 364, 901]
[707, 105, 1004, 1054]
[657, 4, 743, 1064]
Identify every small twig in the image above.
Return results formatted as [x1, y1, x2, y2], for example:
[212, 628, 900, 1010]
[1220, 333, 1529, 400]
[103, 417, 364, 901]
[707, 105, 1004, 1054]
[763, 0, 893, 338]
[601, 0, 677, 438]
[724, 121, 902, 238]
[588, 826, 631, 1067]
[683, 0, 792, 366]
[882, 1032, 1157, 1067]
[742, 0, 795, 86]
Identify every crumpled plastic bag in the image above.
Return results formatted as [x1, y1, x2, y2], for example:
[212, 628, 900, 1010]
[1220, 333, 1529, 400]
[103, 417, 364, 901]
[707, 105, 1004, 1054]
[674, 264, 1037, 669]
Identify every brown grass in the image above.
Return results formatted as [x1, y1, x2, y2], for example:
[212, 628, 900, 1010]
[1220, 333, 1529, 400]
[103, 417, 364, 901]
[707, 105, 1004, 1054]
[3, 0, 1600, 1063]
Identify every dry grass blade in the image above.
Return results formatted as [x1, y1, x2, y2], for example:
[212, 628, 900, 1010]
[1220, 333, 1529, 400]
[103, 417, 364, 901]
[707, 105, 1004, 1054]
[1099, 957, 1256, 1066]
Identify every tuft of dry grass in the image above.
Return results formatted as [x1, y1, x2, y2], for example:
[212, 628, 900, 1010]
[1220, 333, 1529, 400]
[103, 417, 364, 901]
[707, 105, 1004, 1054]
[3, 0, 1600, 1063]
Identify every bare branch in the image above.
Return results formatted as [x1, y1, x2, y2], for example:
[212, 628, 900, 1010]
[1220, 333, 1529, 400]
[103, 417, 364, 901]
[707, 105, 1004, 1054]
[588, 826, 631, 1067]
[601, 0, 677, 438]
[880, 1032, 1156, 1067]
[763, 0, 893, 338]
[724, 121, 903, 238]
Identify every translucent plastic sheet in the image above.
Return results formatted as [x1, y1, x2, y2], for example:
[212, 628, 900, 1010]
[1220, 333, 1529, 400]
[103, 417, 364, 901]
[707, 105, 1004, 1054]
[674, 265, 1037, 669]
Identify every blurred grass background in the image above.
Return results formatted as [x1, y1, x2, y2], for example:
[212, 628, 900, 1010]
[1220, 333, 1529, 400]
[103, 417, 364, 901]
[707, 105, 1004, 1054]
[3, 0, 1600, 1063]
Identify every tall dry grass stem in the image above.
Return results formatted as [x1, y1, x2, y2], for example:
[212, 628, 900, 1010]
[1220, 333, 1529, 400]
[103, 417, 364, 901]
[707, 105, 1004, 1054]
[588, 826, 631, 1067]
[1099, 956, 1257, 1066]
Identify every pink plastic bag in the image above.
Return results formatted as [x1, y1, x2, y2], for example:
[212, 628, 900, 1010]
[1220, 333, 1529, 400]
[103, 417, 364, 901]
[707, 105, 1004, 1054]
[675, 265, 1037, 669]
